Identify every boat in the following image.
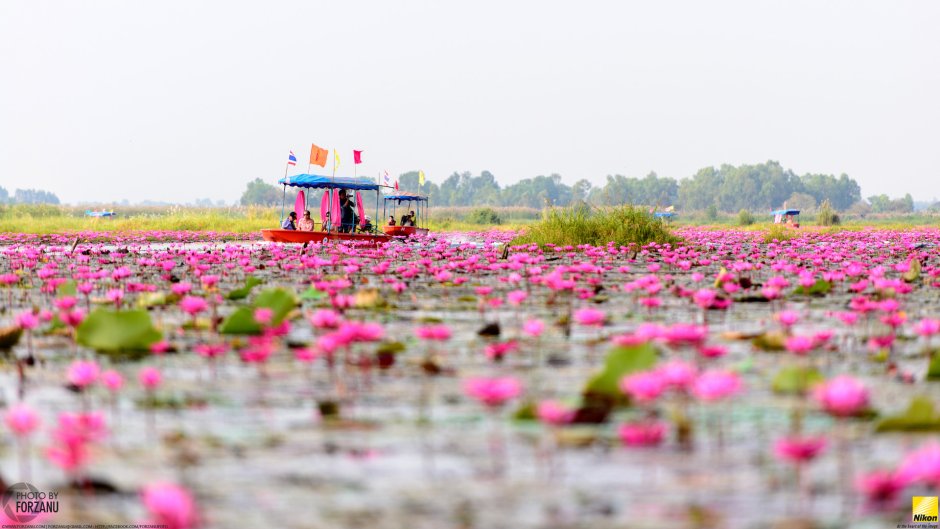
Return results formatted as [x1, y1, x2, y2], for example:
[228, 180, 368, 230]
[382, 193, 429, 237]
[85, 210, 116, 218]
[771, 209, 800, 228]
[260, 174, 391, 245]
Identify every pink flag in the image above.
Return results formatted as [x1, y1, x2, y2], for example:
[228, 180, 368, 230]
[353, 150, 362, 164]
[355, 191, 366, 228]
[320, 191, 330, 225]
[294, 190, 305, 221]
[331, 190, 342, 228]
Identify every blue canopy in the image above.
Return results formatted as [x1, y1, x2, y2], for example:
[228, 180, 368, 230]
[653, 212, 676, 218]
[771, 209, 800, 215]
[384, 194, 428, 202]
[278, 174, 381, 190]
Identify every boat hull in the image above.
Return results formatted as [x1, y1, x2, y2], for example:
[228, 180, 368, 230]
[260, 229, 391, 245]
[382, 226, 429, 237]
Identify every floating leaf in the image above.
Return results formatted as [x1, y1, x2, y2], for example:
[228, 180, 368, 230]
[0, 326, 23, 351]
[220, 288, 297, 335]
[76, 309, 162, 358]
[793, 279, 832, 297]
[752, 330, 787, 352]
[226, 276, 263, 300]
[512, 401, 537, 421]
[376, 341, 406, 355]
[771, 365, 824, 395]
[875, 396, 940, 432]
[902, 259, 922, 283]
[57, 280, 77, 297]
[299, 287, 327, 301]
[135, 292, 168, 309]
[582, 342, 658, 400]
[354, 288, 386, 309]
[928, 354, 940, 381]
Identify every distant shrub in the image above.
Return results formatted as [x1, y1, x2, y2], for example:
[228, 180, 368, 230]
[763, 224, 799, 243]
[705, 204, 719, 222]
[511, 204, 679, 247]
[737, 209, 755, 226]
[816, 199, 840, 226]
[466, 208, 502, 225]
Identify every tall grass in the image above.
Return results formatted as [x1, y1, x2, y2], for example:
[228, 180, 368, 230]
[511, 204, 679, 247]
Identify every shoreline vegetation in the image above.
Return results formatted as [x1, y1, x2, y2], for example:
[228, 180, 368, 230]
[0, 203, 938, 236]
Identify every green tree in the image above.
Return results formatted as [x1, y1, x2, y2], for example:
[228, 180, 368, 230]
[240, 178, 284, 206]
[13, 188, 60, 204]
[0, 186, 8, 203]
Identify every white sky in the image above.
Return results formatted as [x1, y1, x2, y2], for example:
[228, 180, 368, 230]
[1, 0, 938, 204]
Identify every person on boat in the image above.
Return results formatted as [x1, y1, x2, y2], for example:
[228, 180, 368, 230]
[387, 215, 396, 226]
[401, 213, 414, 227]
[297, 210, 314, 231]
[338, 190, 356, 233]
[408, 210, 417, 227]
[360, 216, 373, 233]
[322, 212, 333, 232]
[281, 211, 297, 230]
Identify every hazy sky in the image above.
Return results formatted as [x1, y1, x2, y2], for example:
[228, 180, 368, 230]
[1, 0, 938, 204]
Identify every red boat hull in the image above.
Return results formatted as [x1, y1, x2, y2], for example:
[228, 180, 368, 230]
[260, 229, 391, 245]
[381, 226, 429, 237]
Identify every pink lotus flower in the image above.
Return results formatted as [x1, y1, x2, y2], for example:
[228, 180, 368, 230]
[855, 469, 909, 508]
[5, 404, 40, 437]
[522, 319, 545, 337]
[692, 370, 742, 402]
[194, 343, 228, 358]
[775, 310, 800, 328]
[784, 335, 815, 355]
[773, 435, 826, 463]
[60, 308, 86, 327]
[101, 370, 124, 392]
[253, 308, 273, 326]
[656, 360, 697, 389]
[171, 283, 192, 296]
[463, 377, 523, 408]
[573, 307, 606, 327]
[15, 311, 39, 330]
[308, 309, 342, 329]
[536, 400, 575, 426]
[54, 296, 78, 310]
[697, 344, 727, 358]
[506, 290, 527, 305]
[813, 375, 868, 417]
[179, 296, 208, 316]
[67, 360, 100, 389]
[414, 325, 452, 341]
[150, 341, 172, 355]
[693, 288, 717, 309]
[141, 482, 198, 529]
[897, 442, 940, 487]
[618, 421, 667, 447]
[914, 318, 940, 337]
[138, 367, 163, 390]
[620, 371, 666, 403]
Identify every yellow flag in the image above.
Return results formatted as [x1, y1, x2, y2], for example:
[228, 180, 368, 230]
[418, 170, 425, 186]
[333, 149, 340, 172]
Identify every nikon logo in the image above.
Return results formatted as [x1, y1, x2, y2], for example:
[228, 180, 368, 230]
[913, 496, 938, 523]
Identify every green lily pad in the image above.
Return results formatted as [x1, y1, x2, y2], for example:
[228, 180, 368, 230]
[226, 276, 263, 300]
[220, 287, 297, 335]
[582, 342, 658, 400]
[299, 287, 327, 301]
[771, 365, 824, 395]
[136, 292, 168, 309]
[75, 309, 162, 359]
[57, 280, 77, 297]
[928, 354, 940, 381]
[902, 259, 921, 283]
[875, 396, 940, 432]
[376, 341, 406, 355]
[793, 279, 833, 297]
[752, 330, 787, 352]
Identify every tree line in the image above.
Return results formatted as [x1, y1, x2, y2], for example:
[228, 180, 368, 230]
[239, 160, 909, 213]
[0, 186, 60, 205]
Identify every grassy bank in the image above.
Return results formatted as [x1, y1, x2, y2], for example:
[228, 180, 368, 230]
[511, 204, 679, 247]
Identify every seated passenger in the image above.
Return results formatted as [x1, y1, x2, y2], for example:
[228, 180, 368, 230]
[297, 210, 314, 231]
[360, 216, 373, 233]
[281, 211, 297, 230]
[408, 210, 417, 227]
[387, 215, 396, 226]
[321, 212, 333, 232]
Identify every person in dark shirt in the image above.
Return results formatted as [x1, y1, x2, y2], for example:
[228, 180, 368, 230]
[338, 190, 356, 233]
[281, 211, 297, 230]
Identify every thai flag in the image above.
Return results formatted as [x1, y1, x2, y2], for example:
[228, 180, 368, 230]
[383, 170, 389, 185]
[287, 150, 297, 166]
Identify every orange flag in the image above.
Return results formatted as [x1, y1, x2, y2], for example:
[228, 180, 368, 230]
[309, 144, 328, 167]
